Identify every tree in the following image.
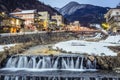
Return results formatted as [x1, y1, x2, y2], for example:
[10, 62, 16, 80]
[116, 3, 120, 8]
[0, 12, 5, 26]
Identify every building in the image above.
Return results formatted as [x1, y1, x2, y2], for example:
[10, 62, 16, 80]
[51, 14, 64, 26]
[90, 24, 101, 29]
[38, 11, 50, 30]
[49, 19, 57, 30]
[10, 9, 38, 32]
[73, 21, 81, 27]
[0, 12, 24, 33]
[68, 21, 81, 31]
[104, 9, 120, 32]
[66, 21, 94, 31]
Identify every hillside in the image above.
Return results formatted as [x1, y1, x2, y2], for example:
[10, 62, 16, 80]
[0, 0, 60, 15]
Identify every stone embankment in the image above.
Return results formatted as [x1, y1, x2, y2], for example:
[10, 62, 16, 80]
[96, 56, 120, 70]
[0, 32, 75, 44]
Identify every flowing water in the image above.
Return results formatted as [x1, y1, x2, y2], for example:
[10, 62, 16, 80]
[2, 55, 97, 71]
[0, 54, 120, 80]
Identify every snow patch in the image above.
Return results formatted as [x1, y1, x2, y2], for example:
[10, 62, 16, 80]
[0, 44, 16, 52]
[101, 35, 120, 43]
[53, 35, 120, 56]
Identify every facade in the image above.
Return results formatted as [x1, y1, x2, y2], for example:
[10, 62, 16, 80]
[66, 21, 94, 31]
[104, 9, 120, 32]
[90, 24, 101, 29]
[10, 9, 38, 31]
[68, 21, 81, 31]
[73, 21, 81, 27]
[0, 12, 24, 33]
[51, 14, 64, 26]
[38, 11, 50, 30]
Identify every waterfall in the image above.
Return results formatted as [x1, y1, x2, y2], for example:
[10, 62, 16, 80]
[36, 59, 42, 68]
[17, 57, 24, 68]
[70, 57, 74, 69]
[75, 57, 79, 69]
[62, 57, 68, 69]
[3, 55, 97, 71]
[6, 57, 12, 68]
[80, 57, 84, 69]
[53, 57, 59, 68]
[23, 57, 28, 68]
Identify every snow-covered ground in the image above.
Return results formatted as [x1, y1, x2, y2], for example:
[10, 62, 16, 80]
[53, 35, 120, 56]
[0, 44, 16, 52]
[101, 35, 120, 43]
[84, 33, 103, 40]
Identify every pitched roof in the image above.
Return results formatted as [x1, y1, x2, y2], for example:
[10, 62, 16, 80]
[10, 10, 36, 14]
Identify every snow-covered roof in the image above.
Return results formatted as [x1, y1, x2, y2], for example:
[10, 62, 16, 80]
[10, 10, 36, 15]
[105, 9, 120, 18]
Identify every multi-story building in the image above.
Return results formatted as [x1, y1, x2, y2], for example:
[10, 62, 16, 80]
[73, 21, 81, 27]
[10, 9, 38, 31]
[51, 14, 64, 26]
[0, 12, 24, 33]
[104, 9, 120, 32]
[38, 11, 50, 30]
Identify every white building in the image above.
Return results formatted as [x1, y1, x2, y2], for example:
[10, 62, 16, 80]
[105, 9, 120, 32]
[38, 11, 50, 21]
[10, 9, 38, 31]
[38, 11, 50, 29]
[51, 14, 63, 26]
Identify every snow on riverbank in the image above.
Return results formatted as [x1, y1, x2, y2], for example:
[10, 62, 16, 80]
[53, 35, 120, 56]
[0, 44, 16, 52]
[102, 35, 120, 43]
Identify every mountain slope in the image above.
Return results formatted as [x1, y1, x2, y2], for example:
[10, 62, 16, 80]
[0, 0, 60, 15]
[59, 1, 87, 15]
[59, 1, 110, 25]
[54, 7, 60, 11]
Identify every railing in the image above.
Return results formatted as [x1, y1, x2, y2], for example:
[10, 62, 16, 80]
[108, 16, 120, 22]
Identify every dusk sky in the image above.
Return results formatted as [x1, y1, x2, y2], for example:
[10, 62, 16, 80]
[40, 0, 120, 8]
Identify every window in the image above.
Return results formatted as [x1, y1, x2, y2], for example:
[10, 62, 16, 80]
[116, 12, 119, 15]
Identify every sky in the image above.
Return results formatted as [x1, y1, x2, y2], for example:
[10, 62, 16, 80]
[40, 0, 120, 8]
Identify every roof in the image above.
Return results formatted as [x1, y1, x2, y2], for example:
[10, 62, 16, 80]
[8, 14, 25, 21]
[10, 10, 37, 15]
[105, 8, 120, 18]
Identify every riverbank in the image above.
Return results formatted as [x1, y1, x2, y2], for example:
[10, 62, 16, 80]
[22, 44, 60, 55]
[0, 32, 75, 67]
[0, 32, 120, 71]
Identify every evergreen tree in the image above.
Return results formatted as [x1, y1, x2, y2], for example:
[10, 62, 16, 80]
[116, 3, 120, 8]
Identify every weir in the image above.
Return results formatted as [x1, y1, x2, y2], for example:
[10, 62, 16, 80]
[0, 55, 120, 80]
[1, 55, 97, 71]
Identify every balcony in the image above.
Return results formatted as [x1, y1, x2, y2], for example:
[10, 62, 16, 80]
[108, 15, 120, 23]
